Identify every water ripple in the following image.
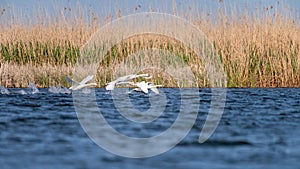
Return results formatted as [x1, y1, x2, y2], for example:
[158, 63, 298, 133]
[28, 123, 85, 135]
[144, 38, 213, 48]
[0, 88, 299, 168]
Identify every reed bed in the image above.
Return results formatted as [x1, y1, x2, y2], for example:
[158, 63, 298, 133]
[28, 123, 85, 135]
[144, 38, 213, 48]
[0, 3, 299, 88]
[199, 11, 300, 87]
[0, 62, 74, 88]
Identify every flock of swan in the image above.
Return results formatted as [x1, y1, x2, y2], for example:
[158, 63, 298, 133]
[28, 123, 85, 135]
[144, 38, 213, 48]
[0, 74, 162, 95]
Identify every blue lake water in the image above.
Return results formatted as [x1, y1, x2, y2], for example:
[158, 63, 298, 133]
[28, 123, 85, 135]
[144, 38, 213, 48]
[0, 88, 299, 169]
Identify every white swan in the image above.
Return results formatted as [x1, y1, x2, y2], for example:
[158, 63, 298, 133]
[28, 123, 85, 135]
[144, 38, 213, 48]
[105, 74, 151, 91]
[130, 81, 162, 95]
[66, 75, 97, 91]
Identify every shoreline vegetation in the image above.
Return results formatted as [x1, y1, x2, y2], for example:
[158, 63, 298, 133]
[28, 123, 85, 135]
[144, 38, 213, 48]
[0, 3, 299, 88]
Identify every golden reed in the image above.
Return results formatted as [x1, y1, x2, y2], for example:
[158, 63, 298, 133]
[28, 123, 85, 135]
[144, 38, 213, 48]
[0, 3, 299, 88]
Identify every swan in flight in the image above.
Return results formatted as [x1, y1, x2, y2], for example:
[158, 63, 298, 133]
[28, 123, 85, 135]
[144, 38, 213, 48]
[66, 75, 97, 91]
[130, 81, 162, 95]
[105, 74, 152, 91]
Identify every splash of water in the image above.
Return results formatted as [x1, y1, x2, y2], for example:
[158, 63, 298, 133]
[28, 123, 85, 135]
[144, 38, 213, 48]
[48, 85, 71, 94]
[0, 86, 9, 94]
[28, 83, 39, 94]
[18, 89, 27, 95]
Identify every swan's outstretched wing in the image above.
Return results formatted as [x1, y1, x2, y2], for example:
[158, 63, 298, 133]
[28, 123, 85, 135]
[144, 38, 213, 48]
[148, 82, 162, 95]
[136, 81, 149, 94]
[65, 76, 79, 85]
[116, 74, 136, 82]
[147, 82, 162, 94]
[116, 81, 134, 86]
[72, 82, 97, 90]
[150, 87, 159, 95]
[140, 85, 148, 93]
[116, 74, 151, 82]
[79, 75, 94, 85]
[105, 74, 135, 90]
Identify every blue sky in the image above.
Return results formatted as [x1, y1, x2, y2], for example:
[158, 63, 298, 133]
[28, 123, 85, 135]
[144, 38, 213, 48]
[1, 0, 300, 24]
